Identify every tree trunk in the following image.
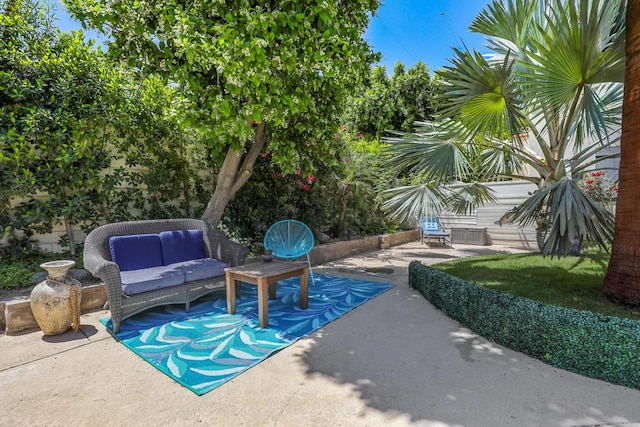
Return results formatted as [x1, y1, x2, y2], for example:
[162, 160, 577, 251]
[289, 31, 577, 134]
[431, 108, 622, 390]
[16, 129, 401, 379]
[336, 183, 352, 237]
[201, 122, 267, 227]
[603, 2, 640, 305]
[535, 226, 547, 253]
[63, 215, 76, 256]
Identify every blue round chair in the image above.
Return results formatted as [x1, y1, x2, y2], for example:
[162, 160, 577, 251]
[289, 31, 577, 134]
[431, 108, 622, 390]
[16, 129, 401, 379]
[264, 219, 315, 284]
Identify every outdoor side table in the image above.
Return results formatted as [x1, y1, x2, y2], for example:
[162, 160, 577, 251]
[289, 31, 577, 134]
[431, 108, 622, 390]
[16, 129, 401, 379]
[225, 260, 309, 327]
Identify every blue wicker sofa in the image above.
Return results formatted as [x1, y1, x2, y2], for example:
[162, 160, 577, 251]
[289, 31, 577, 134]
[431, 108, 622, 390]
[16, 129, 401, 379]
[83, 219, 249, 333]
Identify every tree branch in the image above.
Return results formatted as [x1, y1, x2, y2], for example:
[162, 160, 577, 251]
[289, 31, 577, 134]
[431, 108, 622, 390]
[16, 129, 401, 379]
[230, 121, 267, 197]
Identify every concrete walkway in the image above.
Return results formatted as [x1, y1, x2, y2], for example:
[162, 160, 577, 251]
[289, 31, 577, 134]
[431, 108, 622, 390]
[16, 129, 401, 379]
[1, 242, 640, 427]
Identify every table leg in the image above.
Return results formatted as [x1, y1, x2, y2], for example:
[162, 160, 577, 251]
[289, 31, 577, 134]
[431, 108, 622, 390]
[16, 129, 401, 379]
[300, 268, 308, 310]
[269, 282, 277, 300]
[225, 270, 236, 314]
[257, 277, 269, 327]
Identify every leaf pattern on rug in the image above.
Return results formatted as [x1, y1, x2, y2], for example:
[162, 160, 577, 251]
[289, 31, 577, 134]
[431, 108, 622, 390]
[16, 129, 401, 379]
[102, 274, 393, 395]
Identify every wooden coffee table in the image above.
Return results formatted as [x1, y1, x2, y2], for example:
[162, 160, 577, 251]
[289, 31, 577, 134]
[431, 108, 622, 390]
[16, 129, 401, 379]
[225, 260, 309, 327]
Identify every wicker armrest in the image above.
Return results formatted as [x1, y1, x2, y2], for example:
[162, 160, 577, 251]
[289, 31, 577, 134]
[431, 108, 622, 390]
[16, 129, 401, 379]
[83, 227, 125, 308]
[203, 223, 249, 266]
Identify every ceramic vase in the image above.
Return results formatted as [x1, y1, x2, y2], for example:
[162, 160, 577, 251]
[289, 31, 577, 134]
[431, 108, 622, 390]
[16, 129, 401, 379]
[30, 260, 83, 335]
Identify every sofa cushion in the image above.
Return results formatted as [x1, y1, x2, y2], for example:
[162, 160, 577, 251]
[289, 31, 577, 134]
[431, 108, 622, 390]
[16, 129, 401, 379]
[109, 234, 164, 272]
[159, 229, 205, 265]
[169, 258, 230, 282]
[120, 266, 186, 296]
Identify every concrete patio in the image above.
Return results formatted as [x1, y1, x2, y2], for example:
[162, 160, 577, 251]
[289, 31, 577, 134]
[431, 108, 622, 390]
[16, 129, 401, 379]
[1, 241, 640, 427]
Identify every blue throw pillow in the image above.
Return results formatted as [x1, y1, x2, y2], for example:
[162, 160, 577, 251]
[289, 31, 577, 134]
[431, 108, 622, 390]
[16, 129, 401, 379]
[159, 229, 205, 265]
[109, 234, 164, 272]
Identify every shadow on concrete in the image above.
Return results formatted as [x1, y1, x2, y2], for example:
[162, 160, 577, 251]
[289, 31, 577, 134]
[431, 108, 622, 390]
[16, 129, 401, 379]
[296, 283, 640, 427]
[42, 324, 98, 343]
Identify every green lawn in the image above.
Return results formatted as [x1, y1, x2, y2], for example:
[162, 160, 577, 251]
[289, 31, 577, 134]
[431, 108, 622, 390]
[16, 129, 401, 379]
[430, 252, 640, 321]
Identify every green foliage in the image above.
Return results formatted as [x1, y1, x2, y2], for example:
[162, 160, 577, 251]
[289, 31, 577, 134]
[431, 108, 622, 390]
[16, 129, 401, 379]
[383, 0, 625, 256]
[66, 0, 382, 225]
[225, 131, 397, 243]
[0, 261, 36, 291]
[1, 0, 115, 245]
[1, 1, 213, 255]
[104, 76, 212, 223]
[0, 237, 42, 261]
[430, 252, 639, 319]
[0, 251, 83, 292]
[578, 171, 618, 207]
[409, 261, 640, 390]
[343, 61, 437, 138]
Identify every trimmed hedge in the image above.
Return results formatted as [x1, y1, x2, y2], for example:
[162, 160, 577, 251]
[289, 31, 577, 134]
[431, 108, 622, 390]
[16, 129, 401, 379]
[408, 261, 640, 390]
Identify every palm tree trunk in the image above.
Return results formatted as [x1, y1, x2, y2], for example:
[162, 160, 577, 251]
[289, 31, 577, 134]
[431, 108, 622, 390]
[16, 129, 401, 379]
[603, 2, 640, 304]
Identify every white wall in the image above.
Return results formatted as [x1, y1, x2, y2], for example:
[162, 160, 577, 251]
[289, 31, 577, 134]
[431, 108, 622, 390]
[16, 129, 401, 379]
[440, 180, 538, 248]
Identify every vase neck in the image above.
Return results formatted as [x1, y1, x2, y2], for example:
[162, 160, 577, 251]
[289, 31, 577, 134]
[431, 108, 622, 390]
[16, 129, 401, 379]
[40, 260, 75, 280]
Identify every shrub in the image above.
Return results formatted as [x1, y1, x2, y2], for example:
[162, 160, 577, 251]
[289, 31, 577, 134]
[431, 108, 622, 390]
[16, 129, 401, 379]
[0, 251, 84, 292]
[408, 261, 640, 390]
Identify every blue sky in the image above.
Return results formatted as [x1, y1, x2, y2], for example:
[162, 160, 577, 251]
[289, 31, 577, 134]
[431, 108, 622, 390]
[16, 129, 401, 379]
[365, 0, 491, 72]
[52, 0, 490, 72]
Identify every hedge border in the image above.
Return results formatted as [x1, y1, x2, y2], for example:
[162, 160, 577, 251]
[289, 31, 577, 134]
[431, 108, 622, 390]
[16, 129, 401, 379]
[408, 261, 640, 390]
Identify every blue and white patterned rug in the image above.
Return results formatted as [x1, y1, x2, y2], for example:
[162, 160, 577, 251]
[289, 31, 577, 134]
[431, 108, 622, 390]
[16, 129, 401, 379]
[102, 273, 393, 395]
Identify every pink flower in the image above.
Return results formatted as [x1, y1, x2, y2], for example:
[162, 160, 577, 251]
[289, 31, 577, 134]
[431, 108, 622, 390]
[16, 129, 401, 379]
[306, 175, 315, 184]
[273, 172, 282, 178]
[302, 184, 310, 191]
[357, 132, 364, 138]
[586, 179, 594, 185]
[295, 169, 301, 176]
[261, 152, 269, 158]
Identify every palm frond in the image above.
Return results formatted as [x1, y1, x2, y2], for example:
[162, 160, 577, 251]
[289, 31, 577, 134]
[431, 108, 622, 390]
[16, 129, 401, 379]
[438, 49, 526, 139]
[569, 129, 621, 172]
[471, 0, 544, 55]
[511, 177, 614, 256]
[518, 0, 625, 147]
[383, 121, 476, 183]
[382, 181, 496, 225]
[571, 83, 623, 149]
[445, 182, 497, 216]
[382, 182, 446, 224]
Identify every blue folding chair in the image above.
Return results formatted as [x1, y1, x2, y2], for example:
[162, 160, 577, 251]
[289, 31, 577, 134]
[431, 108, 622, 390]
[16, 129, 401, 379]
[264, 220, 315, 285]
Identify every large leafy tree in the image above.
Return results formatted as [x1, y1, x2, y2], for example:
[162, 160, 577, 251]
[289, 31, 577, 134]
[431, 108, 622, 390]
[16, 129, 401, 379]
[603, 1, 640, 304]
[383, 0, 625, 256]
[343, 61, 437, 138]
[1, 0, 214, 254]
[1, 0, 117, 253]
[65, 0, 381, 226]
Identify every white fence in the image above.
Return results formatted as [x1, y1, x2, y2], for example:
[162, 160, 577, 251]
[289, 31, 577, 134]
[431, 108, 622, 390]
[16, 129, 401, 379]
[440, 180, 538, 248]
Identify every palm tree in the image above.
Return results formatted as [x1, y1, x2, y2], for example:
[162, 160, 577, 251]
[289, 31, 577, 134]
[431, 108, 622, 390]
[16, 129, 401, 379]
[603, 0, 640, 304]
[383, 0, 625, 256]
